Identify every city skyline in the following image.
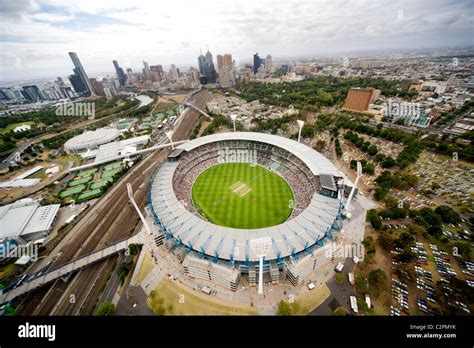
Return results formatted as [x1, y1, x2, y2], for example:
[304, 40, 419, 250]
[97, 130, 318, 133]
[1, 0, 473, 82]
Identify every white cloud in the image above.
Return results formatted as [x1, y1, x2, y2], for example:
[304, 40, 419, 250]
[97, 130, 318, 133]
[0, 0, 472, 81]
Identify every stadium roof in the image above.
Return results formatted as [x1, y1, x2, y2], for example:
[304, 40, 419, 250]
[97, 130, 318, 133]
[177, 132, 346, 178]
[150, 132, 346, 263]
[64, 127, 120, 151]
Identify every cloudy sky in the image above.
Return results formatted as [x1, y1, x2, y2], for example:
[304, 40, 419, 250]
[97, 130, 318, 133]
[0, 0, 473, 82]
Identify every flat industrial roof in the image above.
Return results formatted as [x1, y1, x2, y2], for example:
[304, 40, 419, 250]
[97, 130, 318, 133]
[150, 132, 345, 262]
[0, 201, 60, 240]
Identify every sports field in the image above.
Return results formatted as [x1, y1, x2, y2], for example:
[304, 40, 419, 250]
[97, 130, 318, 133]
[192, 163, 294, 229]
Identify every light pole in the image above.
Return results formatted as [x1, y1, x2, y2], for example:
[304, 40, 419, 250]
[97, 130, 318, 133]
[250, 237, 272, 295]
[166, 131, 174, 150]
[297, 120, 304, 143]
[230, 114, 237, 132]
[127, 183, 152, 235]
[345, 161, 362, 219]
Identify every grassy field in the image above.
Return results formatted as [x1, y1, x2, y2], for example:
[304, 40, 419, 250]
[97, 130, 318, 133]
[192, 163, 294, 229]
[148, 278, 257, 315]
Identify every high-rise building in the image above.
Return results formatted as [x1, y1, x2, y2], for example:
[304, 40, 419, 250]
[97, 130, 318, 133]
[197, 50, 217, 84]
[223, 54, 232, 68]
[21, 85, 43, 102]
[216, 55, 224, 75]
[171, 64, 178, 80]
[205, 50, 216, 83]
[265, 55, 272, 73]
[68, 73, 87, 94]
[342, 88, 380, 113]
[68, 52, 94, 96]
[150, 65, 164, 78]
[89, 78, 106, 97]
[253, 53, 265, 74]
[113, 60, 127, 87]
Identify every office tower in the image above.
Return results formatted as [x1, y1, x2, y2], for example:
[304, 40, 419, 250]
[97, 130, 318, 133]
[171, 64, 178, 79]
[265, 55, 272, 73]
[21, 85, 43, 102]
[253, 53, 263, 74]
[150, 64, 164, 78]
[56, 77, 66, 87]
[280, 64, 291, 74]
[143, 61, 152, 81]
[205, 50, 216, 83]
[216, 55, 224, 75]
[89, 78, 106, 97]
[68, 73, 87, 94]
[197, 50, 217, 84]
[68, 52, 94, 96]
[223, 54, 232, 68]
[113, 60, 127, 87]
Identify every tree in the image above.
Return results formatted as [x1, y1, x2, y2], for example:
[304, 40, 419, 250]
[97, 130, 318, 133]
[368, 269, 387, 288]
[276, 300, 292, 316]
[434, 205, 461, 224]
[378, 231, 394, 252]
[94, 301, 115, 316]
[128, 243, 140, 256]
[419, 207, 443, 227]
[369, 213, 382, 230]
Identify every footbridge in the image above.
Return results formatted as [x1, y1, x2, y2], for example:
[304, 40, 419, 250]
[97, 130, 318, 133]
[0, 233, 143, 304]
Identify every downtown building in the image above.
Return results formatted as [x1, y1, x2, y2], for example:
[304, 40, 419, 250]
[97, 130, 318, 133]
[68, 52, 95, 96]
[113, 60, 127, 87]
[197, 50, 217, 84]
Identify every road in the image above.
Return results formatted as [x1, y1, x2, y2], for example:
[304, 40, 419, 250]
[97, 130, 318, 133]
[15, 89, 211, 315]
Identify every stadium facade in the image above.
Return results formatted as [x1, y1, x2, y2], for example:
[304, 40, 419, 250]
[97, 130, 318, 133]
[147, 132, 355, 290]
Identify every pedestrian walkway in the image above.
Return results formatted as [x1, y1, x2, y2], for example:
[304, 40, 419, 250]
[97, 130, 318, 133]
[0, 232, 144, 304]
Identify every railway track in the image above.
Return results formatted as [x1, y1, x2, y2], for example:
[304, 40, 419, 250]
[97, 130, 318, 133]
[15, 90, 210, 315]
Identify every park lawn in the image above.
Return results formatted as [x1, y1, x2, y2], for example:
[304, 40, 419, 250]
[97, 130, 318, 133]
[27, 168, 46, 179]
[135, 252, 154, 285]
[148, 278, 257, 316]
[192, 163, 294, 229]
[0, 121, 37, 135]
[289, 283, 331, 315]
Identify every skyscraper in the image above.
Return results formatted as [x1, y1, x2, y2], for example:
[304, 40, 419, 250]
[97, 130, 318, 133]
[171, 64, 178, 79]
[197, 50, 217, 84]
[205, 50, 216, 83]
[68, 52, 94, 96]
[216, 55, 224, 75]
[265, 55, 272, 73]
[143, 61, 152, 81]
[113, 60, 127, 87]
[223, 54, 232, 68]
[253, 53, 263, 74]
[21, 85, 43, 102]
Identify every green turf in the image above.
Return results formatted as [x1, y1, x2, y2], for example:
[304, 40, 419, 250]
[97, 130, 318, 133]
[192, 163, 294, 229]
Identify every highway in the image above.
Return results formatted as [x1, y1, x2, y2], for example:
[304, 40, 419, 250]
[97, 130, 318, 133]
[15, 89, 212, 315]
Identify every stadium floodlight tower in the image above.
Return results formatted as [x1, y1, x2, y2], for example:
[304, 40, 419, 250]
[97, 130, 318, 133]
[344, 161, 362, 220]
[297, 120, 305, 143]
[127, 183, 152, 235]
[230, 114, 237, 132]
[250, 237, 272, 295]
[166, 131, 175, 150]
